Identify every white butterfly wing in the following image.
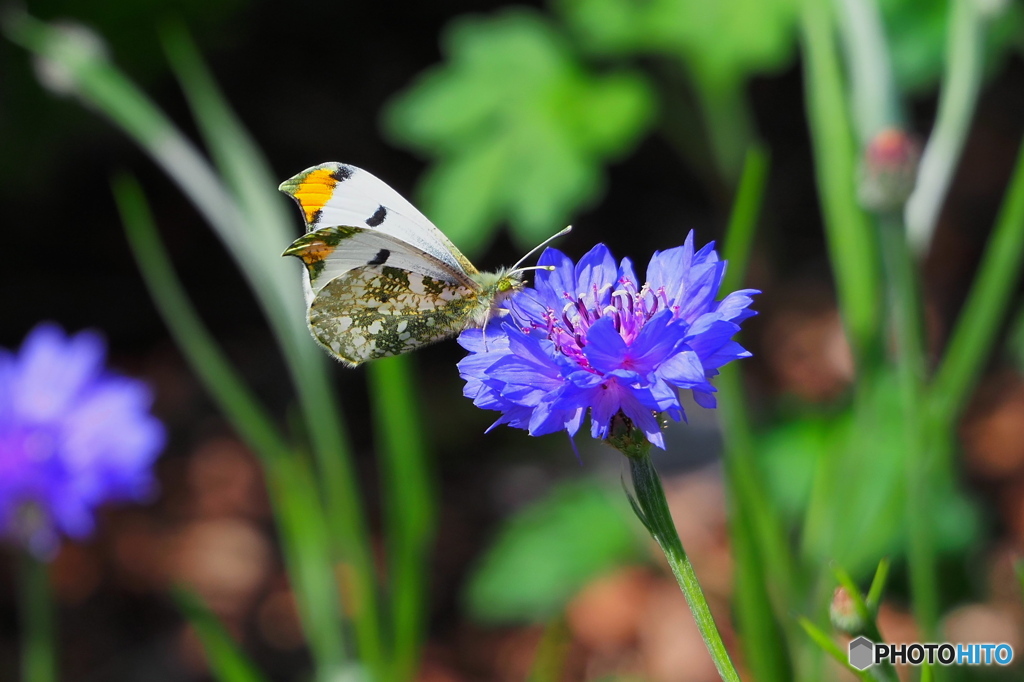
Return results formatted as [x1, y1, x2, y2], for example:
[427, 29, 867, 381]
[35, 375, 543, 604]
[282, 225, 489, 366]
[282, 226, 476, 299]
[279, 162, 477, 276]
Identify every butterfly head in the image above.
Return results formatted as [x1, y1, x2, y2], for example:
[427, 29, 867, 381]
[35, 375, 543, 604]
[465, 226, 573, 329]
[470, 263, 559, 329]
[471, 268, 523, 306]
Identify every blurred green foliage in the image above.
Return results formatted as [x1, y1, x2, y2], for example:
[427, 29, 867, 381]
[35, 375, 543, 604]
[465, 480, 643, 623]
[882, 0, 1023, 92]
[760, 379, 979, 577]
[385, 9, 654, 256]
[0, 0, 244, 188]
[555, 0, 800, 88]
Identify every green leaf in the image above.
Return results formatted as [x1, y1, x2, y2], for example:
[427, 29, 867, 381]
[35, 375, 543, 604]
[557, 0, 800, 86]
[931, 136, 1024, 424]
[865, 557, 892, 611]
[881, 0, 1023, 93]
[174, 588, 270, 682]
[766, 377, 979, 576]
[384, 9, 654, 255]
[465, 480, 643, 623]
[368, 355, 434, 682]
[556, 0, 793, 177]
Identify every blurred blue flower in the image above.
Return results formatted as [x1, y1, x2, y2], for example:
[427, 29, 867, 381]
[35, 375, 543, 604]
[0, 324, 164, 557]
[458, 232, 758, 449]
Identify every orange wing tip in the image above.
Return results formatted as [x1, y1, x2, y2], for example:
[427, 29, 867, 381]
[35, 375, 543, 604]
[279, 163, 353, 226]
[281, 237, 336, 264]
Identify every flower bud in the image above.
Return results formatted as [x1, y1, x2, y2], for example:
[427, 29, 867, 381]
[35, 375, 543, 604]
[830, 586, 865, 634]
[858, 128, 921, 213]
[31, 21, 109, 97]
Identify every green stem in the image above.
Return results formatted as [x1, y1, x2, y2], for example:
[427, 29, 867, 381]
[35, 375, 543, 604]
[20, 551, 56, 682]
[692, 74, 756, 184]
[878, 217, 940, 642]
[718, 147, 800, 681]
[527, 617, 572, 682]
[719, 152, 787, 598]
[905, 0, 986, 254]
[721, 145, 769, 293]
[719, 367, 800, 668]
[368, 355, 435, 681]
[612, 432, 741, 682]
[931, 137, 1024, 424]
[833, 0, 903, 144]
[115, 176, 349, 675]
[799, 0, 882, 369]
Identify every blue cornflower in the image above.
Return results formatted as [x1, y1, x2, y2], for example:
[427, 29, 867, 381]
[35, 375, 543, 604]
[0, 324, 165, 557]
[458, 232, 758, 449]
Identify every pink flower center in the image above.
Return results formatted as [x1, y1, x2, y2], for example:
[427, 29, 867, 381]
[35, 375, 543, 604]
[522, 277, 673, 371]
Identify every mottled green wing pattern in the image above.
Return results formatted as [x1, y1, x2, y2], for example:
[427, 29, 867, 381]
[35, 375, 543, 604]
[308, 264, 488, 365]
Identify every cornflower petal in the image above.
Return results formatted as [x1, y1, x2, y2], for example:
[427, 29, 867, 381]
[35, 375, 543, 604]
[581, 317, 630, 374]
[716, 288, 760, 323]
[656, 349, 709, 388]
[624, 311, 686, 373]
[617, 257, 639, 290]
[677, 262, 726, 322]
[574, 244, 617, 308]
[534, 247, 579, 309]
[14, 324, 105, 422]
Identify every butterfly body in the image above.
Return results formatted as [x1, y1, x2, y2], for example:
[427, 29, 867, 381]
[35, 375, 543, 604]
[280, 163, 523, 366]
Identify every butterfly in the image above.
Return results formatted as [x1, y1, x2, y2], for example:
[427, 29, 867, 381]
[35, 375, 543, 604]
[279, 162, 569, 366]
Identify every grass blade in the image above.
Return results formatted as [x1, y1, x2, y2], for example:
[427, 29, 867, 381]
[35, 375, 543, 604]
[799, 0, 881, 365]
[718, 145, 800, 680]
[158, 21, 291, 265]
[798, 618, 873, 682]
[527, 617, 572, 682]
[114, 174, 291, 465]
[157, 22, 384, 671]
[173, 588, 270, 682]
[267, 453, 350, 679]
[865, 557, 891, 610]
[368, 355, 434, 681]
[722, 145, 769, 293]
[931, 137, 1024, 423]
[114, 175, 348, 675]
[731, 501, 792, 682]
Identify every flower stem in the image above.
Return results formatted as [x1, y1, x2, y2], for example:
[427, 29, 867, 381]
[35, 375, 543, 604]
[613, 431, 741, 682]
[904, 0, 986, 255]
[878, 215, 940, 643]
[19, 551, 56, 682]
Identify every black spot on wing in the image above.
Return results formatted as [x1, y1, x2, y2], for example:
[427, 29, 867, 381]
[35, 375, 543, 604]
[368, 249, 390, 266]
[330, 165, 353, 182]
[366, 205, 387, 227]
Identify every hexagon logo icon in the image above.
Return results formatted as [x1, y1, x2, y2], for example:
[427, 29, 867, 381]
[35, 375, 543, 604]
[849, 636, 875, 670]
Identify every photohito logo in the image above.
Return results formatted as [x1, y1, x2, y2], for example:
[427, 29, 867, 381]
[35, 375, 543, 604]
[848, 637, 1014, 670]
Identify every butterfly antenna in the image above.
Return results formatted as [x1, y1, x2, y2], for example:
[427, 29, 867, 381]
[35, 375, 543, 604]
[509, 225, 573, 273]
